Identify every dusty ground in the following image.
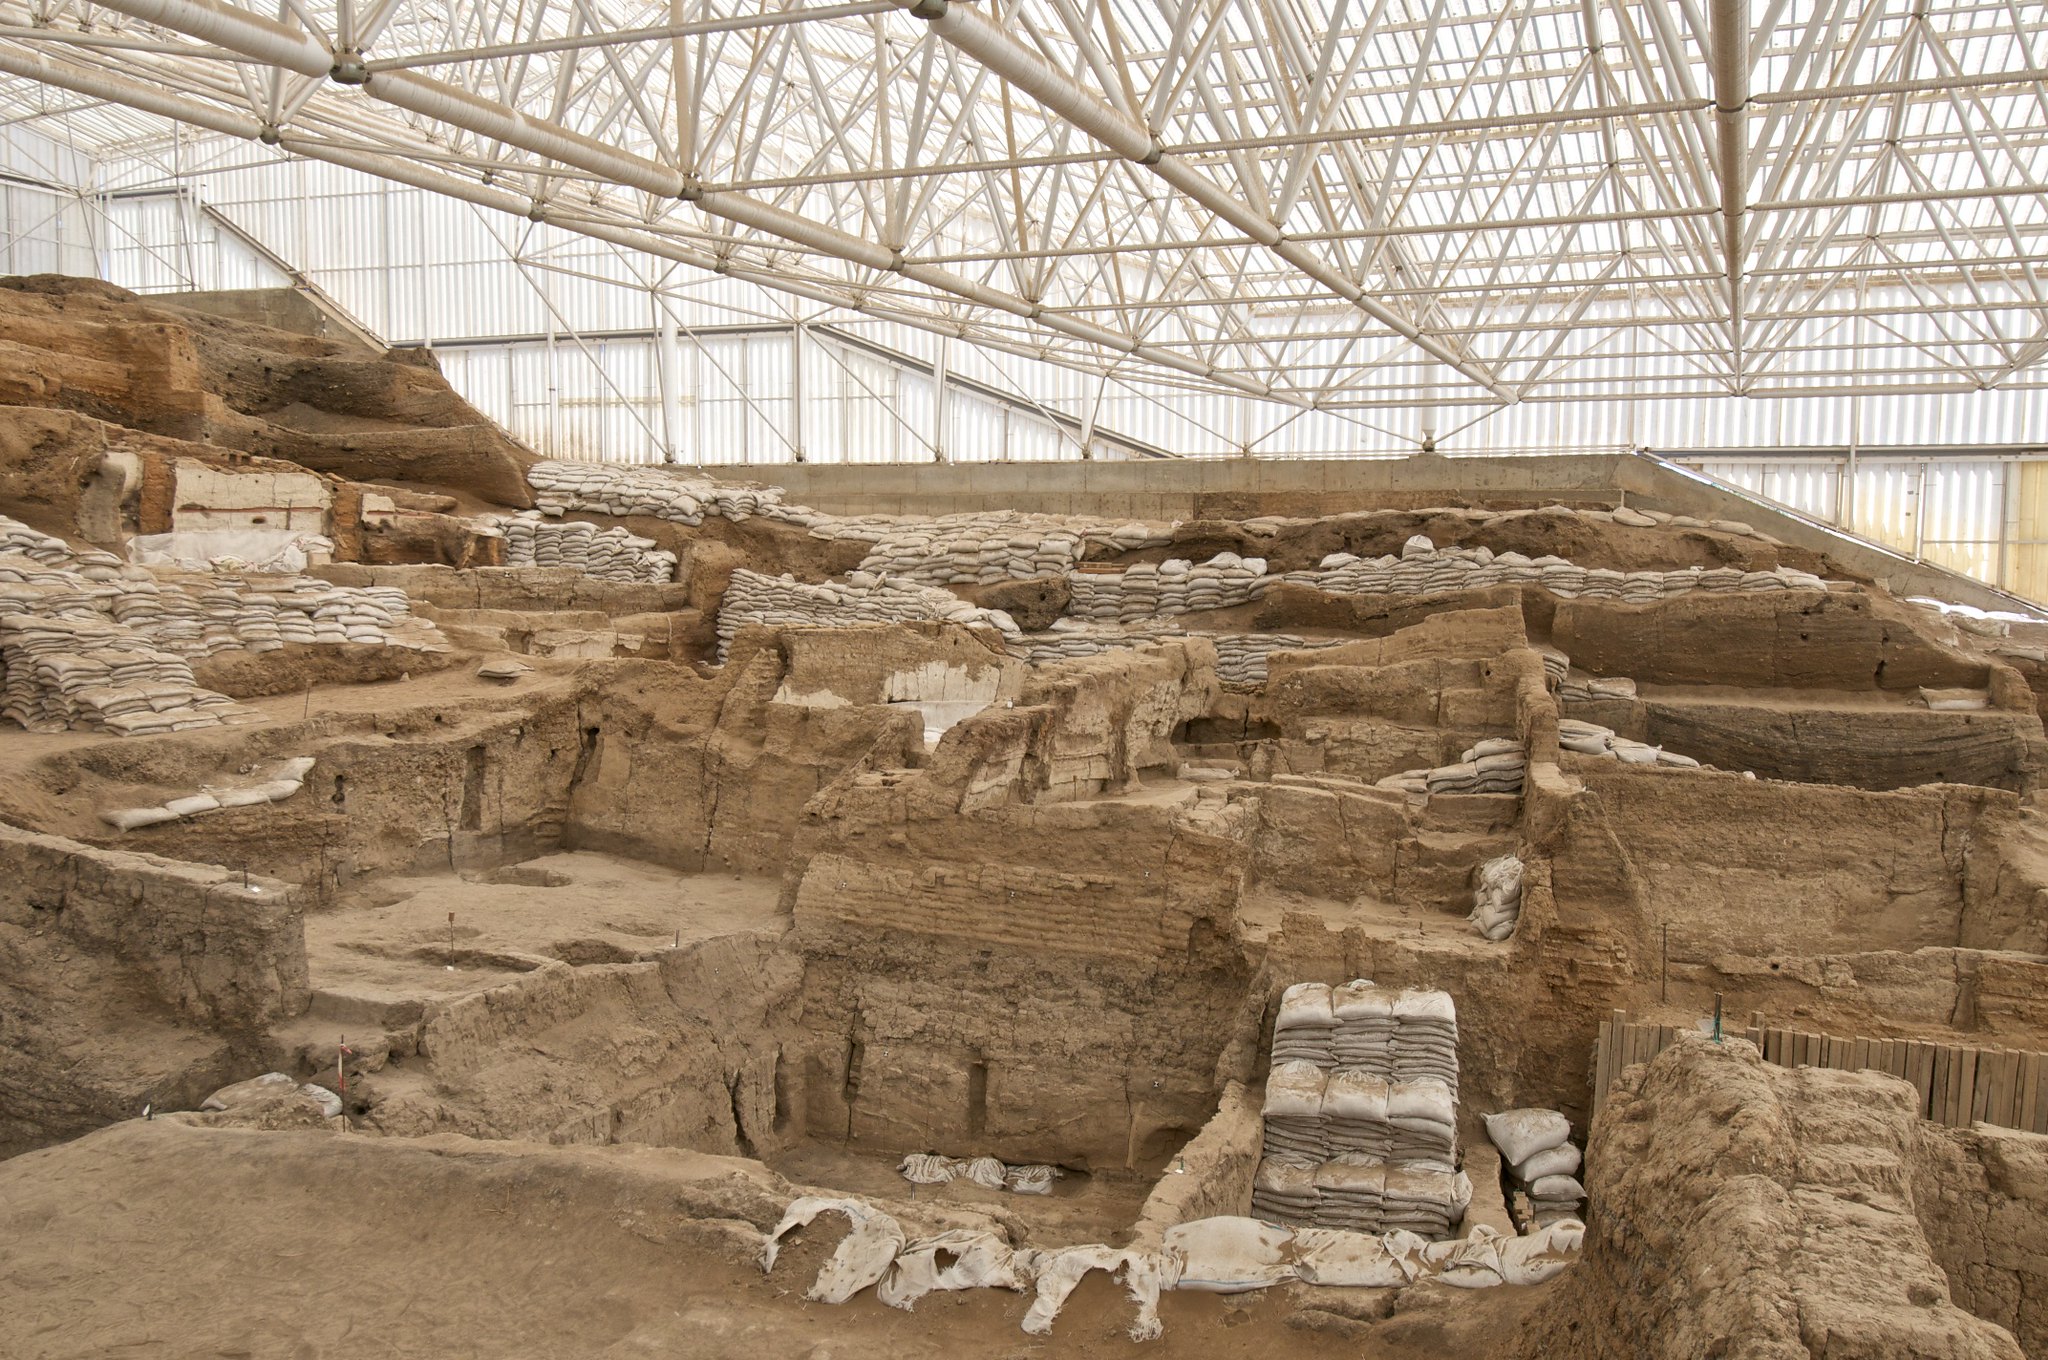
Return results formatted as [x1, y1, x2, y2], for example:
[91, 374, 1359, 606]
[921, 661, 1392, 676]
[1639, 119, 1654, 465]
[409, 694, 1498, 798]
[0, 1122, 1546, 1360]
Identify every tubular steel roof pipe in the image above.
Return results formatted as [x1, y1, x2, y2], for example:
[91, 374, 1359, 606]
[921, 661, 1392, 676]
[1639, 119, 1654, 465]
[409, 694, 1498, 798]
[86, 0, 1291, 399]
[0, 45, 265, 138]
[903, 0, 1518, 403]
[1709, 0, 1749, 384]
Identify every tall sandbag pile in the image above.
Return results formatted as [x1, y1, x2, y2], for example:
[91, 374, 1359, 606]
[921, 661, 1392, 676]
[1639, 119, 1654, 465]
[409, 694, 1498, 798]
[1557, 718, 1704, 769]
[1252, 981, 1472, 1238]
[1484, 1108, 1587, 1229]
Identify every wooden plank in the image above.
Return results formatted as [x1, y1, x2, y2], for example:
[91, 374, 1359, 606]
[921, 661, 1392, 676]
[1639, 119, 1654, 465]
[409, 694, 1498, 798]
[1592, 1024, 1610, 1115]
[1878, 1039, 1895, 1079]
[1990, 1053, 2016, 1128]
[2033, 1056, 2048, 1133]
[1933, 1045, 1952, 1125]
[1916, 1043, 1938, 1118]
[1960, 1048, 1980, 1126]
[2018, 1054, 2040, 1133]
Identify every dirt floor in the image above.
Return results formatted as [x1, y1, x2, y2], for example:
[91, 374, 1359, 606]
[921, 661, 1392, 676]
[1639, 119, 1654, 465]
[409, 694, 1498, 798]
[0, 1122, 1546, 1360]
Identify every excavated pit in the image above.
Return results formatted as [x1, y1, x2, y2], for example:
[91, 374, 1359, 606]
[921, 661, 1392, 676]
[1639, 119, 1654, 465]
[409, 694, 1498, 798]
[0, 280, 2045, 1356]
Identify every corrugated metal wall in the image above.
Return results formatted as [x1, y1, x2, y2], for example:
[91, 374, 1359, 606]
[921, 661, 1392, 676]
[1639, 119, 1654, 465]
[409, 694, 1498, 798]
[1688, 456, 2043, 601]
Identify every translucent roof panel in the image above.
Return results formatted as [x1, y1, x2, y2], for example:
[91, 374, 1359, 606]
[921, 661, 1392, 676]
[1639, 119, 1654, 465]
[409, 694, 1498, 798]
[0, 0, 2044, 410]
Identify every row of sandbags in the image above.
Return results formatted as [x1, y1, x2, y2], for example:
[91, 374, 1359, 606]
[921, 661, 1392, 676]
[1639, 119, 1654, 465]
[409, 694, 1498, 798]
[1557, 672, 1638, 703]
[1484, 1109, 1587, 1229]
[1377, 737, 1527, 797]
[527, 459, 811, 526]
[1274, 981, 1461, 1085]
[1278, 538, 1827, 602]
[897, 1153, 1060, 1195]
[1469, 854, 1525, 941]
[0, 516, 440, 660]
[1558, 718, 1704, 768]
[98, 756, 314, 831]
[1250, 1156, 1474, 1238]
[760, 1197, 1580, 1341]
[1262, 1062, 1459, 1164]
[833, 510, 1173, 587]
[1013, 624, 1343, 686]
[481, 512, 678, 583]
[714, 567, 1024, 661]
[1066, 553, 1273, 622]
[0, 611, 253, 735]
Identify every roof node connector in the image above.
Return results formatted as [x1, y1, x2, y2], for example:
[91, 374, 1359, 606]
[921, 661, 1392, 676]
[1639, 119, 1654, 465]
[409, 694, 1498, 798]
[908, 0, 948, 18]
[329, 51, 368, 85]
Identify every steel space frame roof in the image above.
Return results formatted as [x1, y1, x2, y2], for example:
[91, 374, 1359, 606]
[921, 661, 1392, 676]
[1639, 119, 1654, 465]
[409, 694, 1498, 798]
[0, 0, 2045, 413]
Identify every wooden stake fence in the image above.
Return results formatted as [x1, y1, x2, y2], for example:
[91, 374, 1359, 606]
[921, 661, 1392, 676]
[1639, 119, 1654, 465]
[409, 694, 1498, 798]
[1592, 1009, 2048, 1133]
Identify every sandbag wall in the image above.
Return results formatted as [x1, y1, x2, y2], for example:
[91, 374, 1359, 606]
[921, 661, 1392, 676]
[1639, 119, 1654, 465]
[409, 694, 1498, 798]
[1283, 540, 1827, 600]
[0, 516, 446, 736]
[1067, 554, 1273, 621]
[715, 568, 1024, 661]
[1253, 981, 1472, 1239]
[482, 512, 678, 583]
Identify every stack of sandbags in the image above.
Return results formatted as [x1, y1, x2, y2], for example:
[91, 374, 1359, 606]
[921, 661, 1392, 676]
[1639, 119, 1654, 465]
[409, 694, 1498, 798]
[1016, 619, 1174, 666]
[1332, 980, 1398, 1070]
[527, 459, 810, 526]
[1391, 990, 1459, 1086]
[1277, 540, 1826, 602]
[1379, 1165, 1475, 1238]
[1469, 854, 1524, 941]
[714, 568, 1023, 661]
[893, 1153, 1062, 1195]
[1386, 1078, 1458, 1164]
[1556, 718, 1704, 769]
[483, 512, 678, 583]
[1066, 552, 1274, 622]
[1250, 1156, 1321, 1223]
[1260, 1060, 1330, 1159]
[1271, 982, 1337, 1066]
[1209, 633, 1345, 687]
[1310, 1157, 1386, 1231]
[1376, 739, 1525, 798]
[0, 611, 253, 734]
[1255, 981, 1469, 1239]
[1484, 1108, 1587, 1229]
[1557, 672, 1637, 702]
[1318, 1069, 1391, 1158]
[1534, 644, 1570, 689]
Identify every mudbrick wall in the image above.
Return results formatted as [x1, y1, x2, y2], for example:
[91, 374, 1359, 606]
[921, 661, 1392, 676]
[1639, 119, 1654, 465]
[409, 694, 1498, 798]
[1517, 1037, 2031, 1360]
[0, 819, 306, 1029]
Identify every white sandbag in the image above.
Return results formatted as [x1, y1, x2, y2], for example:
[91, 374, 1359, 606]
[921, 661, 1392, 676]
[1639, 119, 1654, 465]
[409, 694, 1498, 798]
[1164, 1217, 1296, 1293]
[1485, 1108, 1572, 1165]
[1919, 687, 1988, 711]
[1276, 982, 1336, 1031]
[1387, 1079, 1456, 1127]
[897, 1153, 955, 1185]
[1515, 1142, 1582, 1181]
[877, 1230, 1026, 1310]
[163, 792, 221, 817]
[1263, 1060, 1328, 1118]
[1424, 1228, 1507, 1288]
[1529, 1174, 1586, 1201]
[1499, 1220, 1585, 1285]
[760, 1196, 906, 1304]
[1021, 1246, 1174, 1341]
[1321, 1070, 1391, 1122]
[100, 805, 177, 830]
[1291, 1227, 1427, 1287]
[958, 1156, 1007, 1189]
[199, 1072, 341, 1119]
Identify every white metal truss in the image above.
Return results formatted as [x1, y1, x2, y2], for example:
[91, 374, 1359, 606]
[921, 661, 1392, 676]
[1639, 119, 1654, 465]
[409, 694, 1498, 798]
[0, 0, 2045, 412]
